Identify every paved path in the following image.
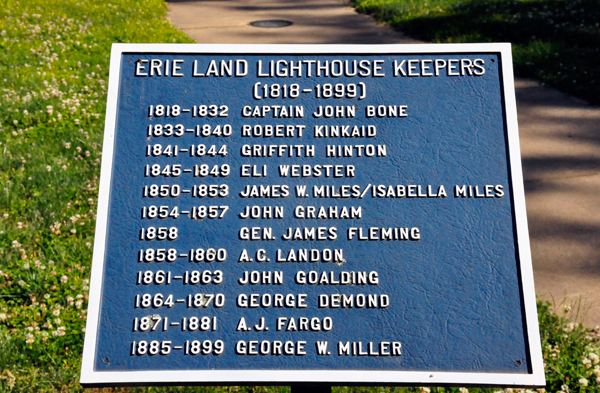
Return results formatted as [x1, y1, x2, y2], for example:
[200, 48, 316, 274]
[167, 0, 600, 326]
[517, 80, 600, 326]
[167, 0, 419, 44]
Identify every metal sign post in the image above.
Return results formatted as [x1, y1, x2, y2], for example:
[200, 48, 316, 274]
[81, 44, 544, 388]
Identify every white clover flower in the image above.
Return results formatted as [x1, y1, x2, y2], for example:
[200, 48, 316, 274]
[419, 388, 430, 393]
[44, 294, 50, 299]
[579, 378, 588, 387]
[17, 222, 23, 229]
[561, 384, 569, 392]
[46, 165, 52, 171]
[54, 318, 61, 325]
[27, 326, 34, 332]
[459, 388, 469, 393]
[564, 305, 572, 314]
[23, 109, 28, 116]
[52, 309, 60, 317]
[86, 242, 92, 248]
[18, 280, 26, 287]
[594, 366, 600, 377]
[25, 333, 35, 344]
[590, 353, 599, 364]
[0, 313, 6, 321]
[12, 240, 21, 248]
[64, 142, 71, 149]
[2, 213, 8, 219]
[23, 262, 30, 270]
[76, 300, 83, 309]
[70, 228, 76, 234]
[60, 275, 68, 284]
[565, 322, 576, 332]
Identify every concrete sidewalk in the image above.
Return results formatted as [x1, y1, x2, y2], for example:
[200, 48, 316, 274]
[167, 0, 600, 326]
[167, 0, 419, 44]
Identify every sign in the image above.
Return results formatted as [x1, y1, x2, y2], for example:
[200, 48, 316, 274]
[80, 44, 545, 387]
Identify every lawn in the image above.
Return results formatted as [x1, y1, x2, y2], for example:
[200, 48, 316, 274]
[0, 0, 191, 390]
[1, 0, 600, 391]
[352, 0, 600, 106]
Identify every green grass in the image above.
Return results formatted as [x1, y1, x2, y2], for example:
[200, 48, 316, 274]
[0, 0, 192, 390]
[1, 0, 600, 391]
[352, 0, 600, 106]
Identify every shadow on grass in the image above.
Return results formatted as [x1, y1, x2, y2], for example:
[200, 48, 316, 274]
[355, 0, 600, 106]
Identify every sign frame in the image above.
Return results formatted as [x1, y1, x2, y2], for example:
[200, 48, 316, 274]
[80, 43, 545, 387]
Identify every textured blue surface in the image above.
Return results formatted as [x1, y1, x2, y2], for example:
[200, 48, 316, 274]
[94, 52, 530, 373]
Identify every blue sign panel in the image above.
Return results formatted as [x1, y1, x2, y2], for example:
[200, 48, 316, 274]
[81, 44, 544, 386]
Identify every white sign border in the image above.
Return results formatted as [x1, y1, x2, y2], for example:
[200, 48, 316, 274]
[81, 43, 545, 387]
